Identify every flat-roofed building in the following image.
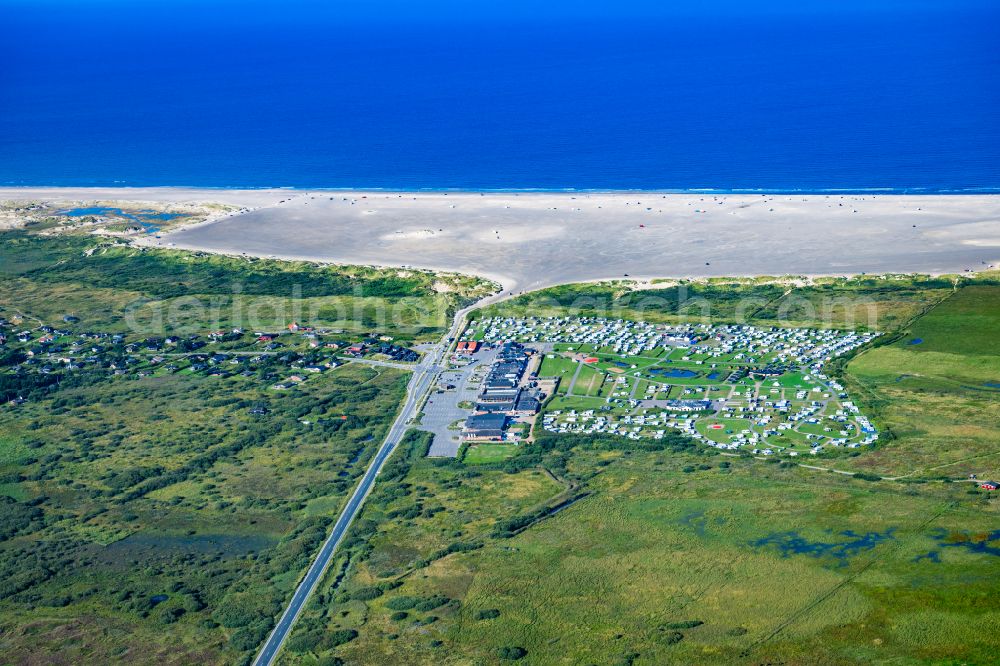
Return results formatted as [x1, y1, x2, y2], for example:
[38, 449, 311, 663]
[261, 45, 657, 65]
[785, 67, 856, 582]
[463, 413, 508, 440]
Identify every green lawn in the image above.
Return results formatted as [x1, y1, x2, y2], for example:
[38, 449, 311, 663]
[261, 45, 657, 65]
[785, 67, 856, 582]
[446, 465, 995, 665]
[547, 394, 609, 413]
[572, 364, 606, 397]
[774, 371, 818, 389]
[537, 355, 579, 396]
[465, 444, 519, 465]
[696, 417, 755, 442]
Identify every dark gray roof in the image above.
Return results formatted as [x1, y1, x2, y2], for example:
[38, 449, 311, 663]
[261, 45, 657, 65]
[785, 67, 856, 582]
[480, 388, 520, 401]
[465, 413, 508, 430]
[515, 396, 541, 412]
[492, 361, 526, 375]
[463, 429, 504, 439]
[485, 375, 517, 388]
[476, 401, 516, 413]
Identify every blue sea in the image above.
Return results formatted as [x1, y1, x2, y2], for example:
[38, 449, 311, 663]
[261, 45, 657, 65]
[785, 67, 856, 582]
[1, 0, 998, 191]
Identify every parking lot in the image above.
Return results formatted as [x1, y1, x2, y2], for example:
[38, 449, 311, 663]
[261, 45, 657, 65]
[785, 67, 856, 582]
[422, 346, 499, 457]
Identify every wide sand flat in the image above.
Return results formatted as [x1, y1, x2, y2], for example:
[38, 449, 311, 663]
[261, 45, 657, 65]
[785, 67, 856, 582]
[3, 188, 998, 291]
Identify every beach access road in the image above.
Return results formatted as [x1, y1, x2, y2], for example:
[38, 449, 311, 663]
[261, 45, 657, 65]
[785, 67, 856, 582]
[252, 353, 438, 666]
[252, 296, 496, 665]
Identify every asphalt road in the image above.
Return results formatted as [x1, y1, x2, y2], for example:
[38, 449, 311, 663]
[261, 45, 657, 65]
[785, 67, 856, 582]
[252, 297, 491, 665]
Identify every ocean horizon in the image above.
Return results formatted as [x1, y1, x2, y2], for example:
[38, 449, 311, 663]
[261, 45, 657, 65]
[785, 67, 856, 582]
[4, 186, 1000, 195]
[2, 1, 998, 191]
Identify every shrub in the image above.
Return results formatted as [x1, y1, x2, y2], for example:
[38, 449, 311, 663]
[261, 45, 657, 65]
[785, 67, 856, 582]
[316, 658, 344, 666]
[616, 652, 640, 666]
[159, 607, 185, 624]
[385, 595, 420, 611]
[475, 608, 501, 620]
[662, 620, 702, 630]
[414, 594, 449, 612]
[324, 629, 358, 648]
[498, 646, 527, 660]
[0, 497, 44, 540]
[349, 586, 384, 601]
[213, 594, 273, 628]
[439, 541, 483, 555]
[287, 631, 322, 653]
[390, 611, 408, 621]
[228, 623, 270, 651]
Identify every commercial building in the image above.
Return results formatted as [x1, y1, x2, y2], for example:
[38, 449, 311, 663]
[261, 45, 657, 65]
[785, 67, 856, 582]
[463, 413, 508, 441]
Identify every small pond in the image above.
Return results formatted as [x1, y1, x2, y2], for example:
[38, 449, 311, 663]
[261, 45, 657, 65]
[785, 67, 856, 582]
[650, 368, 698, 379]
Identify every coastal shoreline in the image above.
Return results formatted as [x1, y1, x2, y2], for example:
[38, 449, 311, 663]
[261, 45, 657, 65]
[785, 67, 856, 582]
[3, 187, 999, 293]
[3, 185, 1000, 196]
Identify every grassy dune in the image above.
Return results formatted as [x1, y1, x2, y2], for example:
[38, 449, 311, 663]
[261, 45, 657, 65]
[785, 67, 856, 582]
[0, 228, 494, 664]
[475, 275, 958, 331]
[0, 231, 493, 341]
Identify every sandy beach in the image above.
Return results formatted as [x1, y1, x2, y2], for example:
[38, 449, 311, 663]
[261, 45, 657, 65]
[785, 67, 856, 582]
[2, 188, 998, 291]
[0, 187, 294, 208]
